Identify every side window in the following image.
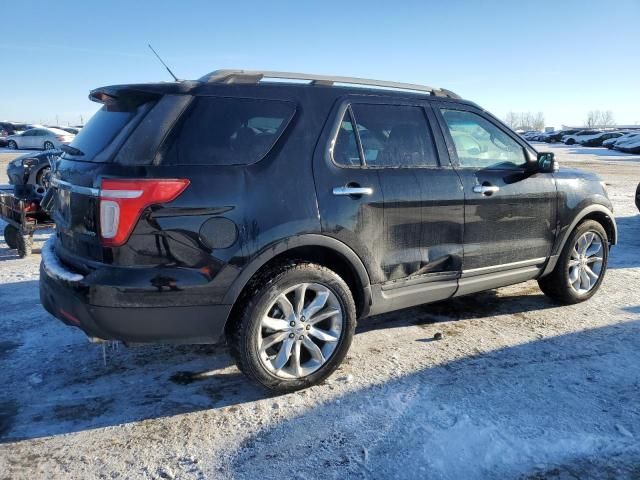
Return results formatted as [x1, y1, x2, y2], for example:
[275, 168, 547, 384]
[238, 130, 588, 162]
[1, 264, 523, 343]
[164, 97, 295, 166]
[351, 104, 438, 168]
[332, 108, 362, 166]
[440, 109, 526, 169]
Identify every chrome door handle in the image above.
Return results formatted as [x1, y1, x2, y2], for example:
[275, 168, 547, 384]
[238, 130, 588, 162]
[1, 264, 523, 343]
[472, 185, 500, 195]
[332, 186, 373, 196]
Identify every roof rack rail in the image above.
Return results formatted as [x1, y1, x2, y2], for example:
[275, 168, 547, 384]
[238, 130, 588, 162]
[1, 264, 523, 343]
[199, 69, 461, 99]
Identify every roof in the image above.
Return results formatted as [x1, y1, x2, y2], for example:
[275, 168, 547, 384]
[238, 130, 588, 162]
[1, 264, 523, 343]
[89, 70, 464, 104]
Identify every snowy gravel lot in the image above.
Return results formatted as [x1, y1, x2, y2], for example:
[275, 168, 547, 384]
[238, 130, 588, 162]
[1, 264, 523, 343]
[0, 143, 639, 479]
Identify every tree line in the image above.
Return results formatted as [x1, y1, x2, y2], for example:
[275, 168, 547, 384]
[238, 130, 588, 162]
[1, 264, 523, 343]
[504, 110, 616, 130]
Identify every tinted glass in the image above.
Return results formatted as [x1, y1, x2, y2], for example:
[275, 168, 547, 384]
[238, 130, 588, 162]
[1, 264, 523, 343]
[164, 97, 295, 166]
[62, 104, 142, 161]
[350, 104, 437, 167]
[440, 109, 525, 169]
[332, 109, 362, 166]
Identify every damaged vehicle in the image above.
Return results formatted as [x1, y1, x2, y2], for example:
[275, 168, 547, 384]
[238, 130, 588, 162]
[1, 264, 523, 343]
[40, 70, 617, 392]
[6, 149, 60, 194]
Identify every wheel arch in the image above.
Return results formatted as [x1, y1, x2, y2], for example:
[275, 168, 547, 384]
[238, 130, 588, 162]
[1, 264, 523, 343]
[541, 204, 616, 277]
[222, 234, 372, 327]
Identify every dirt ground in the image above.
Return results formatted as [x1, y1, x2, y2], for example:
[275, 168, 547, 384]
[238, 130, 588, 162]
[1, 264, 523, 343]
[0, 143, 639, 479]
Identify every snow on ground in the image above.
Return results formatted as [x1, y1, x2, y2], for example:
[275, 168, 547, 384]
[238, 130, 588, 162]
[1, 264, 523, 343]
[0, 143, 640, 479]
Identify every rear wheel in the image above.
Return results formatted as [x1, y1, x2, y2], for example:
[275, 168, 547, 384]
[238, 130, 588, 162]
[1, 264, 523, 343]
[538, 220, 608, 304]
[43, 141, 54, 150]
[229, 262, 356, 392]
[7, 140, 17, 149]
[3, 225, 18, 250]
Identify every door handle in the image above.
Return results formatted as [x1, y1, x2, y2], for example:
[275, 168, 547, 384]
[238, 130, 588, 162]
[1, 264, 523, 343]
[333, 186, 373, 196]
[472, 185, 500, 196]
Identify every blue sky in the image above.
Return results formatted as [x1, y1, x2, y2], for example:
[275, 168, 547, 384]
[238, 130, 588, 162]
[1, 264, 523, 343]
[1, 0, 639, 128]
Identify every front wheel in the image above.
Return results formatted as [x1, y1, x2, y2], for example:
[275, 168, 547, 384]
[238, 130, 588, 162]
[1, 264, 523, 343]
[43, 141, 54, 150]
[7, 140, 17, 149]
[538, 220, 608, 304]
[36, 166, 51, 189]
[228, 262, 356, 392]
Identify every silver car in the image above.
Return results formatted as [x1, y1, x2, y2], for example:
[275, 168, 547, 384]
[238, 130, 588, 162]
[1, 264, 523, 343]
[6, 127, 75, 150]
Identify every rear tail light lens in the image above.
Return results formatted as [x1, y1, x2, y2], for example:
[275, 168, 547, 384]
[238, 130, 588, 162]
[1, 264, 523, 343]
[99, 178, 190, 246]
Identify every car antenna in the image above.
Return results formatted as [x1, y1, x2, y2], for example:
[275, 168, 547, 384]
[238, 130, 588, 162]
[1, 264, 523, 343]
[147, 44, 180, 82]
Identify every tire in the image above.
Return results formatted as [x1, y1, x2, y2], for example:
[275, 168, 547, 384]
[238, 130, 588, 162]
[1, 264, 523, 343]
[43, 141, 54, 150]
[538, 220, 608, 304]
[7, 140, 17, 149]
[228, 261, 356, 392]
[3, 224, 19, 250]
[16, 233, 33, 258]
[565, 139, 575, 145]
[635, 183, 640, 212]
[36, 166, 51, 189]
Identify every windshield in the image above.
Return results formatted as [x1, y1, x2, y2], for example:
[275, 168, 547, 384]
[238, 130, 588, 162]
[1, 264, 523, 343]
[62, 102, 148, 161]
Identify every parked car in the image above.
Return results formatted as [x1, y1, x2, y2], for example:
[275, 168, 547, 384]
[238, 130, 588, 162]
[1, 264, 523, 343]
[0, 122, 30, 147]
[521, 131, 542, 141]
[603, 132, 640, 149]
[536, 131, 558, 142]
[578, 131, 625, 147]
[604, 133, 630, 149]
[6, 149, 61, 192]
[47, 126, 81, 135]
[5, 127, 75, 150]
[562, 130, 602, 145]
[543, 129, 580, 143]
[40, 70, 617, 392]
[614, 135, 640, 154]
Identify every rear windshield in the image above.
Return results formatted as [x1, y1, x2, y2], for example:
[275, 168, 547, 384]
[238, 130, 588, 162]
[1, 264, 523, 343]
[161, 96, 296, 166]
[61, 102, 149, 162]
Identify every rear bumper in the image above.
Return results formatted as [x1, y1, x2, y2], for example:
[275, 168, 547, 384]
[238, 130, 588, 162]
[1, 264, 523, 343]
[39, 239, 232, 343]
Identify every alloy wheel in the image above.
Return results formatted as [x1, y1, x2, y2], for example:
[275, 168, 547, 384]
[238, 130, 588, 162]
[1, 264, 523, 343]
[257, 282, 343, 379]
[568, 231, 604, 295]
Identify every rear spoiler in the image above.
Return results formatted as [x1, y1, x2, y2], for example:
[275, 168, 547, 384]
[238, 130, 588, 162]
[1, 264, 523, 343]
[88, 81, 201, 104]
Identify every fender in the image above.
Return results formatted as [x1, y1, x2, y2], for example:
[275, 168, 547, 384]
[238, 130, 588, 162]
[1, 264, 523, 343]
[221, 233, 372, 308]
[541, 204, 617, 277]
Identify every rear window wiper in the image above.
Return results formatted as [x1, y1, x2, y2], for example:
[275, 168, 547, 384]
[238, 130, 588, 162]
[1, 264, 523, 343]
[60, 145, 85, 156]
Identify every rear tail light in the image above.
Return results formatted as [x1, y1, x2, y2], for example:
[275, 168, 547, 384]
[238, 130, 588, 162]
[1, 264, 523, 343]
[98, 178, 189, 246]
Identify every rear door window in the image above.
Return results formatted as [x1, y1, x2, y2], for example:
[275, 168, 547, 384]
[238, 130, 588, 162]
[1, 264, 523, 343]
[332, 108, 362, 166]
[163, 96, 296, 166]
[333, 103, 438, 168]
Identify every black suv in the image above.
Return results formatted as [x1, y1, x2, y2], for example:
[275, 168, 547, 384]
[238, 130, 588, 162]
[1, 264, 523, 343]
[40, 70, 617, 392]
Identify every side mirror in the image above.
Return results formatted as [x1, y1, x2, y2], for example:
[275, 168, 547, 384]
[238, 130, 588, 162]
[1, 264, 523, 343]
[537, 152, 558, 173]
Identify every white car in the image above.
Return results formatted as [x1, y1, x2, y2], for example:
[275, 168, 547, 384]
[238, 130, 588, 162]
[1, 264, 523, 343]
[561, 130, 601, 145]
[5, 127, 75, 150]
